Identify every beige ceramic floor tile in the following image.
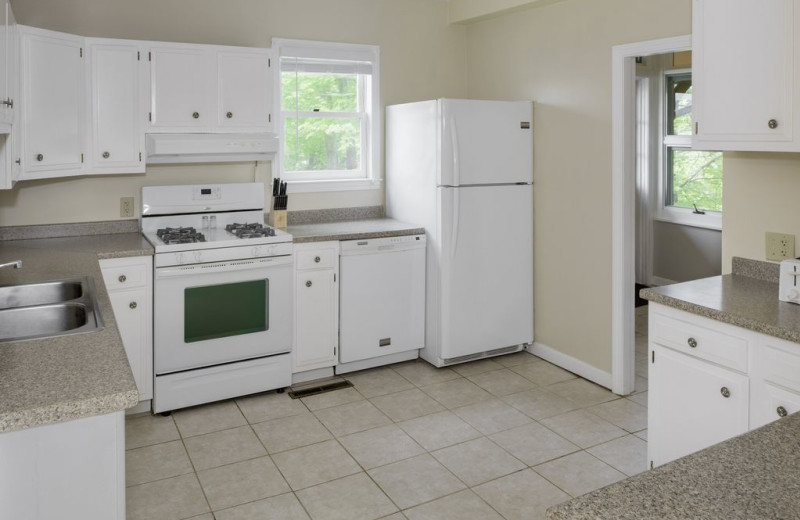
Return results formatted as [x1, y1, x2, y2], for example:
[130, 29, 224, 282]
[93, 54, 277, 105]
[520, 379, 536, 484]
[272, 439, 362, 490]
[634, 376, 648, 394]
[404, 489, 503, 520]
[252, 413, 332, 453]
[392, 361, 460, 387]
[370, 388, 445, 422]
[125, 413, 180, 450]
[173, 400, 247, 438]
[368, 453, 466, 509]
[183, 425, 267, 470]
[489, 422, 580, 466]
[344, 368, 415, 398]
[451, 358, 505, 377]
[473, 468, 570, 520]
[502, 387, 579, 420]
[540, 410, 627, 449]
[126, 439, 194, 486]
[380, 514, 408, 520]
[214, 492, 310, 520]
[453, 399, 532, 435]
[431, 437, 525, 486]
[545, 379, 620, 408]
[634, 429, 648, 441]
[314, 400, 392, 437]
[468, 369, 538, 396]
[297, 472, 398, 520]
[586, 398, 647, 433]
[509, 360, 576, 386]
[197, 456, 290, 511]
[339, 424, 425, 469]
[185, 515, 214, 520]
[126, 473, 210, 520]
[420, 377, 493, 409]
[533, 451, 626, 497]
[398, 411, 482, 451]
[236, 390, 309, 424]
[494, 351, 540, 367]
[627, 391, 648, 407]
[302, 387, 365, 411]
[587, 434, 648, 477]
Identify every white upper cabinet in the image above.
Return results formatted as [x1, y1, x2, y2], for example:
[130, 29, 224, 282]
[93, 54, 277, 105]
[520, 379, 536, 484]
[217, 49, 273, 131]
[0, 0, 16, 129]
[693, 0, 800, 151]
[19, 26, 85, 179]
[87, 39, 147, 174]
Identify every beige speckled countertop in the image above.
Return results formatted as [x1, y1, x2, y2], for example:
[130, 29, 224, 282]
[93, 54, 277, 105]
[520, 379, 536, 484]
[0, 233, 152, 433]
[547, 412, 800, 519]
[287, 218, 424, 243]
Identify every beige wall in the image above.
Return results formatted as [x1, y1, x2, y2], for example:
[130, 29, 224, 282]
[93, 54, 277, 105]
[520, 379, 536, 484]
[1, 0, 467, 226]
[465, 0, 692, 373]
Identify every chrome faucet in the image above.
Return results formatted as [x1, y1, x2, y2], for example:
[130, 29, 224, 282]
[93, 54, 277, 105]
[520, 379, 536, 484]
[0, 260, 22, 270]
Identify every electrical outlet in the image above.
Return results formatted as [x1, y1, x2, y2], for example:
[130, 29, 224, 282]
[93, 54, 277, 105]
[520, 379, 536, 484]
[766, 232, 795, 261]
[120, 197, 134, 218]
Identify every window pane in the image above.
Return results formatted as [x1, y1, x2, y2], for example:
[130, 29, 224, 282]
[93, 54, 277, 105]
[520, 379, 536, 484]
[284, 117, 361, 172]
[281, 72, 358, 113]
[667, 148, 723, 212]
[667, 73, 692, 136]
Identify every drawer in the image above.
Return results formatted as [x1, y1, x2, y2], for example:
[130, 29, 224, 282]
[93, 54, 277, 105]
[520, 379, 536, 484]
[650, 311, 749, 372]
[755, 341, 800, 393]
[295, 248, 337, 270]
[100, 257, 151, 290]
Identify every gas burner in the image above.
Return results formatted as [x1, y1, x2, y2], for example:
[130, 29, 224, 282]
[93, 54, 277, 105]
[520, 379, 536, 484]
[157, 227, 206, 244]
[226, 222, 277, 239]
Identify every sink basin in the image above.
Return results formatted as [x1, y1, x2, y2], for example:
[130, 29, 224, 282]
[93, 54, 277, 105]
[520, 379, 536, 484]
[0, 280, 83, 309]
[0, 277, 104, 343]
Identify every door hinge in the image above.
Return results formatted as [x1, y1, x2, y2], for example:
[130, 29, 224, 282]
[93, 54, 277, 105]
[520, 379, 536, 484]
[79, 47, 83, 58]
[651, 351, 655, 363]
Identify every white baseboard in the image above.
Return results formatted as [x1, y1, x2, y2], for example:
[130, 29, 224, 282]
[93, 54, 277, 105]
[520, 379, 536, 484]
[650, 276, 677, 287]
[530, 342, 613, 391]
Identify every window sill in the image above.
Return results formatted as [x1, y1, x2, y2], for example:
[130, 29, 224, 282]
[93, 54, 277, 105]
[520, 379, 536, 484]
[654, 210, 722, 231]
[286, 177, 383, 193]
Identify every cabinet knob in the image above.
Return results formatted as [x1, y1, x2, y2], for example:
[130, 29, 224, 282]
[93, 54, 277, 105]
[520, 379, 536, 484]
[769, 119, 779, 129]
[226, 111, 233, 119]
[314, 256, 321, 263]
[777, 406, 788, 417]
[36, 154, 43, 162]
[720, 387, 731, 398]
[1, 98, 13, 108]
[118, 275, 127, 283]
[192, 112, 200, 119]
[306, 280, 312, 287]
[102, 151, 110, 159]
[129, 301, 137, 309]
[687, 337, 698, 348]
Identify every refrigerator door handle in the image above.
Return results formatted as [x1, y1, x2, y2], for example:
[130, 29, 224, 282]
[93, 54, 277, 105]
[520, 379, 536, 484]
[449, 113, 460, 187]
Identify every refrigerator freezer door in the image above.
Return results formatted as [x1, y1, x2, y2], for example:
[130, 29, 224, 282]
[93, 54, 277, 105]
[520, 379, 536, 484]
[439, 99, 533, 187]
[438, 184, 534, 360]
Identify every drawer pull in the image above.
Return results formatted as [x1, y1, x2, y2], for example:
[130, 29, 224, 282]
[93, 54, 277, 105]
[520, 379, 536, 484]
[314, 256, 321, 263]
[129, 301, 137, 309]
[306, 280, 312, 287]
[687, 337, 698, 348]
[118, 275, 127, 283]
[720, 387, 731, 398]
[777, 406, 788, 418]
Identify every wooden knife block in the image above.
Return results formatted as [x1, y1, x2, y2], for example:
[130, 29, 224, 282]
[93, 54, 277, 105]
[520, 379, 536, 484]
[268, 208, 287, 229]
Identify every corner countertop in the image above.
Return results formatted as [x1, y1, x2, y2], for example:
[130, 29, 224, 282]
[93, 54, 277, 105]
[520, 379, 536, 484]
[547, 412, 800, 519]
[287, 218, 425, 243]
[0, 233, 153, 433]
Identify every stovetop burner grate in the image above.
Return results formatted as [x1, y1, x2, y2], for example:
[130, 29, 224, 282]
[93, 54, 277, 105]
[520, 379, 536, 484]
[226, 222, 277, 239]
[157, 227, 206, 244]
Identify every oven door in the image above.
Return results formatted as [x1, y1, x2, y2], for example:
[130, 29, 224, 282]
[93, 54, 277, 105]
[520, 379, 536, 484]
[154, 255, 293, 374]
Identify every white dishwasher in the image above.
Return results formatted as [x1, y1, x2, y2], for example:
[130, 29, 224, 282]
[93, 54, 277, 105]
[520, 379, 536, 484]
[337, 234, 426, 372]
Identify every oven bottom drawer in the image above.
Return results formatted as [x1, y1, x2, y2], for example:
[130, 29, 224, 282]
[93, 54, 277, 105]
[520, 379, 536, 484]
[153, 353, 291, 413]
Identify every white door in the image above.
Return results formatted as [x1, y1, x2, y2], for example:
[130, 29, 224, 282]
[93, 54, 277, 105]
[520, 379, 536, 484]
[150, 46, 214, 129]
[21, 29, 84, 177]
[439, 99, 533, 186]
[217, 49, 272, 130]
[89, 41, 144, 173]
[438, 184, 533, 360]
[294, 268, 337, 371]
[649, 344, 749, 467]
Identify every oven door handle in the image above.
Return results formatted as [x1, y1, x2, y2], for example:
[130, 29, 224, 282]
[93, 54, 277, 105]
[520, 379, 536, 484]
[156, 255, 293, 278]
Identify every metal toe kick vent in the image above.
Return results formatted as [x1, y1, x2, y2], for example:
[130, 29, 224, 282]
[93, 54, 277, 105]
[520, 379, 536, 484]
[442, 345, 526, 366]
[288, 378, 353, 399]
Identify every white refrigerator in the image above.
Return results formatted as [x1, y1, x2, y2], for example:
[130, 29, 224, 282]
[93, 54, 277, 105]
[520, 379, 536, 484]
[386, 98, 534, 367]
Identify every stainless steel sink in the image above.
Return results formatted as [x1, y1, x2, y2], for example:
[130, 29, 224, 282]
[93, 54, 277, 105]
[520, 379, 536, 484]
[0, 277, 104, 343]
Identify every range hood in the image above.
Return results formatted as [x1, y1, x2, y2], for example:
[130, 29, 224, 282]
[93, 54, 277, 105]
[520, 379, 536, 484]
[145, 133, 278, 164]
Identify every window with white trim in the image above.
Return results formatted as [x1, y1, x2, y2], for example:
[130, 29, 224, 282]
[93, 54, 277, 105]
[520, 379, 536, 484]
[273, 39, 380, 191]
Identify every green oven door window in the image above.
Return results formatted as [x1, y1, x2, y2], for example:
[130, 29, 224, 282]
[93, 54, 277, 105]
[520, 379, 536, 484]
[184, 280, 268, 343]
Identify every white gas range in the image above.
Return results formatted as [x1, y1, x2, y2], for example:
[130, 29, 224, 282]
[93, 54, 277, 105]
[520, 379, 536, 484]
[141, 182, 293, 414]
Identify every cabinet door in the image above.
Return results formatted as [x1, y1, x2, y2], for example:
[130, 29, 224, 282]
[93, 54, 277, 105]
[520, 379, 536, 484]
[648, 344, 749, 467]
[89, 41, 145, 173]
[217, 49, 272, 130]
[751, 339, 800, 428]
[294, 269, 337, 372]
[21, 29, 85, 178]
[108, 287, 153, 401]
[693, 0, 796, 151]
[150, 46, 214, 129]
[0, 0, 11, 127]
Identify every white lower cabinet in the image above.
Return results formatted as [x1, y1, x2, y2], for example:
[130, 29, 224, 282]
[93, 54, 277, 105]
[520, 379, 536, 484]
[293, 242, 339, 374]
[751, 338, 800, 428]
[100, 255, 153, 402]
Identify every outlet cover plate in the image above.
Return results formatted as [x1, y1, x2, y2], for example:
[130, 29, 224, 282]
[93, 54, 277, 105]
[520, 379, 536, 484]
[120, 197, 134, 218]
[766, 232, 795, 261]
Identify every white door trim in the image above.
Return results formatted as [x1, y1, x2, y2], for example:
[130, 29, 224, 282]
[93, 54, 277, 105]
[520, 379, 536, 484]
[611, 35, 691, 395]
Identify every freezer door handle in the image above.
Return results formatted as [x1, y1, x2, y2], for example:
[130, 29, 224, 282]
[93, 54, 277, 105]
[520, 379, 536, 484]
[449, 187, 460, 260]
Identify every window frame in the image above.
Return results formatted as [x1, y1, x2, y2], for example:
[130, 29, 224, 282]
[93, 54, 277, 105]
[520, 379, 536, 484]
[273, 39, 381, 193]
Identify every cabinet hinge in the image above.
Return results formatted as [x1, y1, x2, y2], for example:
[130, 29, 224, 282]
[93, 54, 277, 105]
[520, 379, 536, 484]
[139, 152, 142, 162]
[148, 51, 151, 61]
[79, 47, 83, 58]
[137, 51, 140, 61]
[651, 351, 655, 363]
[334, 346, 337, 356]
[695, 122, 699, 135]
[268, 58, 271, 68]
[650, 460, 654, 470]
[148, 112, 152, 122]
[80, 153, 84, 163]
[334, 273, 336, 282]
[268, 113, 271, 123]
